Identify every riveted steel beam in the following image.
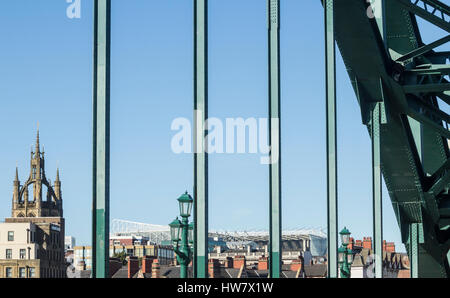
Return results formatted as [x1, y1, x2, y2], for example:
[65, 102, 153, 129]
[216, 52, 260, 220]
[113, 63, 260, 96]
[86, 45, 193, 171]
[397, 35, 450, 63]
[268, 0, 282, 279]
[193, 0, 209, 278]
[395, 0, 450, 32]
[410, 223, 420, 278]
[92, 0, 111, 279]
[325, 0, 338, 279]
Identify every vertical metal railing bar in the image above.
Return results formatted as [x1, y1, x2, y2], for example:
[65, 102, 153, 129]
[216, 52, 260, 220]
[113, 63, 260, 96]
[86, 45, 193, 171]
[193, 0, 209, 278]
[268, 0, 282, 278]
[92, 0, 111, 279]
[325, 0, 338, 278]
[410, 223, 420, 278]
[373, 0, 386, 279]
[372, 102, 383, 278]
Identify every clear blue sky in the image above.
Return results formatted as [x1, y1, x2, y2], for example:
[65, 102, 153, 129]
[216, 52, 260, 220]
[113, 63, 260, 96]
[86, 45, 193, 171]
[0, 0, 447, 251]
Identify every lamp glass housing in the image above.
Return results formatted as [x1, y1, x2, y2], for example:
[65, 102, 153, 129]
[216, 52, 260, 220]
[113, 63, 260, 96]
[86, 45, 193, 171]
[178, 192, 193, 217]
[338, 247, 345, 264]
[169, 218, 181, 243]
[347, 250, 353, 265]
[339, 227, 351, 246]
[188, 222, 194, 244]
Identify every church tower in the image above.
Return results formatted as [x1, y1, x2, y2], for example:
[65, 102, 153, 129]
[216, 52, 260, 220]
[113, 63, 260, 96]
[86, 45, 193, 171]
[11, 129, 63, 218]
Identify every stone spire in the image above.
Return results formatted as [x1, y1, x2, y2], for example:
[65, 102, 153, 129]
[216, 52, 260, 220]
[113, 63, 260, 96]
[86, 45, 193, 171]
[13, 167, 20, 209]
[35, 126, 40, 154]
[54, 168, 62, 201]
[14, 167, 19, 182]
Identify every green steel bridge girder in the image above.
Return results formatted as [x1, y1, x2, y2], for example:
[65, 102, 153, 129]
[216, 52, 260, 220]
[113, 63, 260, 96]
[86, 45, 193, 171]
[92, 0, 111, 278]
[330, 0, 450, 277]
[193, 0, 208, 278]
[268, 0, 282, 279]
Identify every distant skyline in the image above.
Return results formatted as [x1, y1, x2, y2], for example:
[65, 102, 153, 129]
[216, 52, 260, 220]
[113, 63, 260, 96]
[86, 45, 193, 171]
[0, 0, 448, 251]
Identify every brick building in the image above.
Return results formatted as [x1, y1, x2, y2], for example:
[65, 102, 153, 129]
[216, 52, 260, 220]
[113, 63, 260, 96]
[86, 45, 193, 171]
[0, 130, 65, 278]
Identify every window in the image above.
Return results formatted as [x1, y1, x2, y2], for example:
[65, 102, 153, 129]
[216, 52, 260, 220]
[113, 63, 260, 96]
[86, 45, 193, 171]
[32, 167, 36, 179]
[19, 267, 26, 278]
[6, 249, 12, 259]
[20, 249, 26, 259]
[29, 267, 35, 278]
[5, 268, 12, 278]
[8, 231, 14, 241]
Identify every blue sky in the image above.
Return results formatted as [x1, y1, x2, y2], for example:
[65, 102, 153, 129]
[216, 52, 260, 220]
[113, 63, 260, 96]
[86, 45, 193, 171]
[0, 0, 448, 251]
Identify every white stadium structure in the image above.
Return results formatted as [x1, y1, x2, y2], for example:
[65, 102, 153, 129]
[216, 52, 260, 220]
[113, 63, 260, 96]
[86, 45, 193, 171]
[111, 219, 327, 256]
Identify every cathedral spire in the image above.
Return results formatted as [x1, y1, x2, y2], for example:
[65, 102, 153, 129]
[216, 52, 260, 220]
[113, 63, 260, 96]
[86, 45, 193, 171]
[14, 167, 19, 182]
[56, 168, 60, 182]
[35, 124, 40, 153]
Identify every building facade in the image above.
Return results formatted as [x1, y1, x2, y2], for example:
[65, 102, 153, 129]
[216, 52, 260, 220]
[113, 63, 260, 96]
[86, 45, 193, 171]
[73, 244, 174, 272]
[0, 130, 65, 278]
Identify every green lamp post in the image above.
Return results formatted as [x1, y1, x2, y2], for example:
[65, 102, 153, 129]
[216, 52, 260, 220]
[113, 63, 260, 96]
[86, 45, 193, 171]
[338, 227, 353, 278]
[169, 192, 194, 278]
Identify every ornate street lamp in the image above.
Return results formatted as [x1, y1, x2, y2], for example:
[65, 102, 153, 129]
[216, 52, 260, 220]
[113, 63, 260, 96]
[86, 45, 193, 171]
[169, 192, 194, 278]
[338, 227, 353, 278]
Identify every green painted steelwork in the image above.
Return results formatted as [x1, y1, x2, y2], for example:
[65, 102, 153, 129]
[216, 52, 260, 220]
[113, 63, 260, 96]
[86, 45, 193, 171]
[395, 0, 449, 32]
[92, 0, 111, 279]
[373, 0, 385, 279]
[397, 35, 450, 63]
[338, 227, 353, 278]
[268, 0, 281, 278]
[324, 0, 338, 279]
[372, 102, 383, 278]
[409, 223, 420, 278]
[329, 0, 450, 277]
[193, 0, 208, 278]
[170, 193, 194, 278]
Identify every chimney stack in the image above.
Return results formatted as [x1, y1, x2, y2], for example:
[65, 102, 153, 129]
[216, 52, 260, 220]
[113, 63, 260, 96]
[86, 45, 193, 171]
[258, 256, 268, 271]
[152, 259, 160, 278]
[127, 257, 139, 278]
[291, 257, 303, 272]
[233, 256, 246, 269]
[142, 256, 154, 274]
[226, 257, 233, 268]
[363, 237, 372, 250]
[348, 237, 354, 250]
[208, 259, 220, 278]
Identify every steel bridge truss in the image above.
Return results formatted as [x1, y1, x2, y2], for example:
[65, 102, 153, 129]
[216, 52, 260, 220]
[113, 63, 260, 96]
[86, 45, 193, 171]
[90, 0, 450, 278]
[325, 0, 450, 277]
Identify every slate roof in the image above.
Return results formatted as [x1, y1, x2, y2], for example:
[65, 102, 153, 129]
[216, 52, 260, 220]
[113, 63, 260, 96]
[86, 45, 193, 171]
[304, 264, 327, 278]
[110, 264, 328, 278]
[160, 266, 194, 278]
[350, 248, 409, 270]
[79, 270, 92, 278]
[111, 266, 128, 278]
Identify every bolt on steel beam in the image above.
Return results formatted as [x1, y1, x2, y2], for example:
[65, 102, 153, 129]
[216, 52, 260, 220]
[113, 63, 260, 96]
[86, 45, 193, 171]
[92, 0, 111, 279]
[268, 0, 282, 279]
[193, 0, 209, 278]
